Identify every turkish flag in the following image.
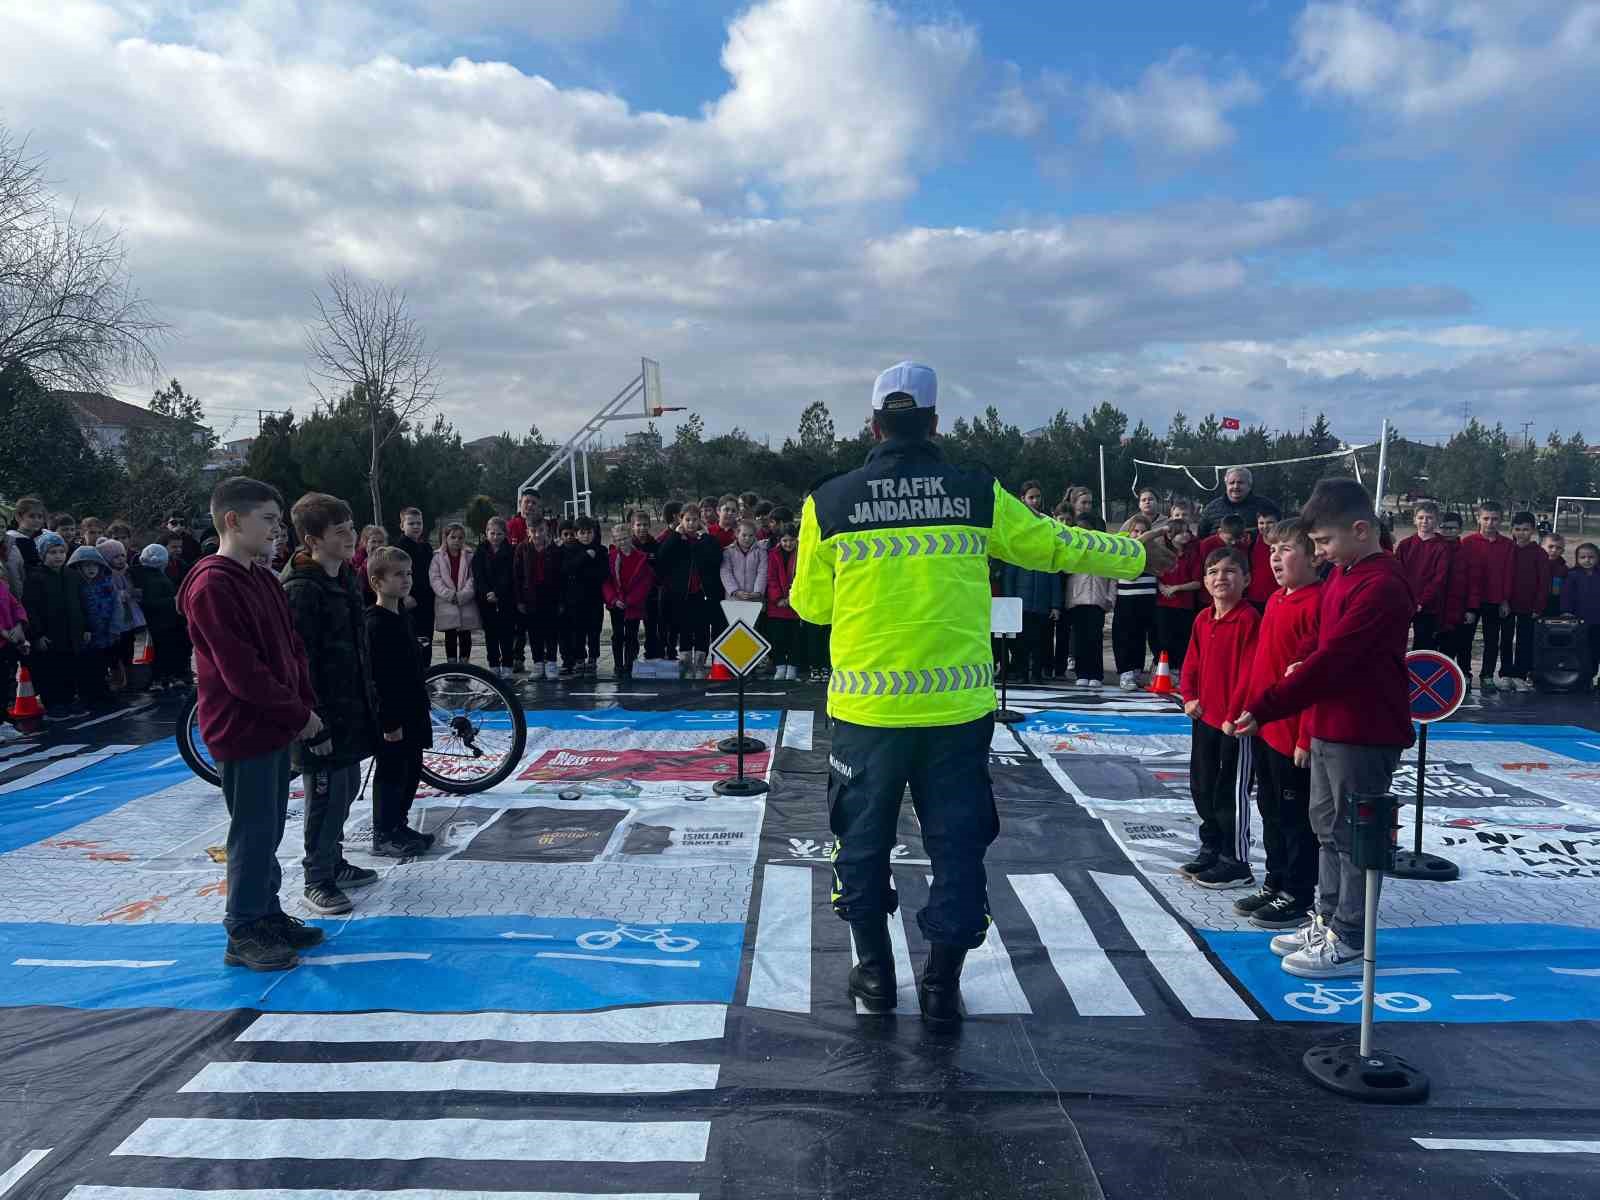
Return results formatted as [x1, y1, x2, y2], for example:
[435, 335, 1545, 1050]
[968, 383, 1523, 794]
[1221, 416, 1241, 430]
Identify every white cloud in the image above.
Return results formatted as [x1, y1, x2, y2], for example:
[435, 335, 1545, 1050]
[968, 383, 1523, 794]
[1084, 49, 1262, 156]
[981, 61, 1047, 138]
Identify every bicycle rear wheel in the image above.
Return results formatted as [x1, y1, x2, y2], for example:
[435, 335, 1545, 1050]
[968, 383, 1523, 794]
[420, 663, 528, 794]
[177, 695, 222, 788]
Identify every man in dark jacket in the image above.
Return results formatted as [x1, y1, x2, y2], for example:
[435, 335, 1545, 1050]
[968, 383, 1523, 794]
[364, 546, 435, 857]
[395, 506, 435, 665]
[283, 493, 380, 916]
[1198, 467, 1280, 538]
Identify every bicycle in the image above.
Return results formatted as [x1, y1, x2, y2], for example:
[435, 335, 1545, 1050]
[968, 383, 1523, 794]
[178, 662, 528, 796]
[575, 924, 700, 954]
[1284, 983, 1432, 1016]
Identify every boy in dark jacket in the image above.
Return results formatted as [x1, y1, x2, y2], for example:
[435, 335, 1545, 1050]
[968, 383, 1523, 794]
[1000, 482, 1062, 684]
[69, 544, 116, 707]
[1561, 542, 1600, 688]
[629, 509, 664, 667]
[395, 506, 435, 666]
[23, 530, 87, 718]
[365, 546, 435, 857]
[1505, 512, 1551, 692]
[515, 522, 563, 682]
[134, 543, 183, 691]
[472, 516, 518, 679]
[179, 477, 323, 971]
[282, 492, 380, 917]
[560, 516, 609, 675]
[655, 504, 724, 674]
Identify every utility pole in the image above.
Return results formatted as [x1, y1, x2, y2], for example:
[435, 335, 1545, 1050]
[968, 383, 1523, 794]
[1520, 420, 1534, 450]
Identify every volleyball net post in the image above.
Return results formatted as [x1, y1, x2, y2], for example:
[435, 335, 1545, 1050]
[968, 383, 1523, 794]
[1129, 440, 1379, 506]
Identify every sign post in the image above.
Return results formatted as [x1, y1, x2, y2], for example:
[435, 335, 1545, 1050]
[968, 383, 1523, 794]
[710, 618, 772, 797]
[992, 597, 1025, 726]
[1392, 650, 1465, 882]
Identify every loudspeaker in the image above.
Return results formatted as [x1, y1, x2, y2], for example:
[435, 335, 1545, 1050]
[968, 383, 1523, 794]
[1534, 617, 1591, 693]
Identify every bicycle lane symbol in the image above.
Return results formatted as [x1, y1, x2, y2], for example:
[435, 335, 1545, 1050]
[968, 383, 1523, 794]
[535, 924, 706, 970]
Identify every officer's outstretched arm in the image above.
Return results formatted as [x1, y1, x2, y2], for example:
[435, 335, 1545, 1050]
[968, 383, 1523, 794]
[988, 482, 1145, 580]
[789, 496, 835, 625]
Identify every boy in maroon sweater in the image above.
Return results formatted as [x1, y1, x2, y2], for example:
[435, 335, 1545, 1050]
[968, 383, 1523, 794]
[1179, 546, 1260, 890]
[1543, 533, 1568, 617]
[1243, 512, 1277, 611]
[1232, 519, 1322, 930]
[1460, 500, 1516, 692]
[1395, 500, 1451, 651]
[1505, 512, 1551, 691]
[178, 477, 324, 972]
[1234, 478, 1414, 979]
[1437, 512, 1475, 683]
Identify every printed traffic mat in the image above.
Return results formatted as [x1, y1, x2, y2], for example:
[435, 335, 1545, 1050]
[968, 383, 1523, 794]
[1, 681, 1597, 1199]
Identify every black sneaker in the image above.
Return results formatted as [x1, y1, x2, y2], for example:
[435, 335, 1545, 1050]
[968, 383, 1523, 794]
[334, 861, 379, 889]
[372, 831, 416, 859]
[399, 826, 435, 853]
[1232, 884, 1280, 916]
[304, 881, 353, 914]
[1249, 893, 1313, 929]
[560, 663, 576, 677]
[264, 911, 325, 949]
[224, 919, 298, 970]
[1194, 859, 1255, 890]
[1178, 850, 1219, 878]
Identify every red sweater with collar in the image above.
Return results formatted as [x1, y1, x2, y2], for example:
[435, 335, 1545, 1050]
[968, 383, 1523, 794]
[1157, 543, 1204, 609]
[1245, 534, 1276, 605]
[1508, 540, 1552, 616]
[1247, 551, 1415, 749]
[1395, 534, 1452, 619]
[1245, 582, 1322, 759]
[1440, 537, 1470, 630]
[1460, 531, 1515, 609]
[1181, 600, 1259, 733]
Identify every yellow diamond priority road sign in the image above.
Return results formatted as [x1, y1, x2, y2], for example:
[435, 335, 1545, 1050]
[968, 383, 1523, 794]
[710, 620, 771, 677]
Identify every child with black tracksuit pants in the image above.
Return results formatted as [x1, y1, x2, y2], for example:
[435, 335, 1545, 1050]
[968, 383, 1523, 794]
[472, 517, 518, 677]
[22, 531, 86, 716]
[559, 517, 609, 674]
[654, 507, 724, 669]
[364, 546, 435, 857]
[282, 493, 380, 917]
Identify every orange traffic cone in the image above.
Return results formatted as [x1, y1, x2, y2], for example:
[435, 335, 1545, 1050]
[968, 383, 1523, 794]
[707, 659, 733, 682]
[131, 630, 154, 666]
[1148, 652, 1175, 696]
[8, 664, 45, 720]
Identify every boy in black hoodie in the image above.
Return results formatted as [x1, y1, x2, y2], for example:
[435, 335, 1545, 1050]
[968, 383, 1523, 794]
[282, 492, 380, 916]
[515, 523, 563, 681]
[654, 503, 724, 674]
[472, 515, 518, 680]
[23, 530, 87, 717]
[364, 546, 435, 857]
[395, 506, 435, 666]
[560, 516, 609, 675]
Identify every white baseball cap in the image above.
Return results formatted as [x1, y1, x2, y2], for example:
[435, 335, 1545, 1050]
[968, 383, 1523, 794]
[871, 361, 937, 412]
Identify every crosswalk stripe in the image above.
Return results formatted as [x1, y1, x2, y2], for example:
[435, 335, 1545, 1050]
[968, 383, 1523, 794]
[0, 1149, 51, 1197]
[1087, 872, 1256, 1022]
[111, 1118, 712, 1163]
[179, 1060, 721, 1095]
[780, 711, 814, 750]
[745, 865, 811, 1013]
[66, 1189, 700, 1199]
[237, 1005, 727, 1045]
[1008, 874, 1142, 1017]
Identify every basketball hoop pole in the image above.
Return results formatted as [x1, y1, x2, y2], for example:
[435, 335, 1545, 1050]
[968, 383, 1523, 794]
[1098, 444, 1108, 520]
[1374, 418, 1390, 511]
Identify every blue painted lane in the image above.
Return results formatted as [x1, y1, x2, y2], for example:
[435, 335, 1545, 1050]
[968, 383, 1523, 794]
[0, 741, 195, 854]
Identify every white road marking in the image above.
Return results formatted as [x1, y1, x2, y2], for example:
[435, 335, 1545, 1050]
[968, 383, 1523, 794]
[1089, 872, 1256, 1021]
[33, 784, 102, 810]
[1452, 993, 1513, 1001]
[0, 747, 137, 794]
[68, 1190, 699, 1200]
[1009, 873, 1142, 1017]
[69, 704, 150, 730]
[536, 952, 701, 969]
[499, 932, 556, 940]
[0, 1149, 51, 1197]
[112, 1118, 712, 1163]
[780, 711, 814, 751]
[1414, 1139, 1600, 1154]
[1551, 967, 1600, 977]
[927, 875, 1029, 1015]
[13, 958, 175, 969]
[989, 723, 1025, 754]
[295, 952, 432, 966]
[151, 753, 183, 768]
[565, 692, 661, 697]
[0, 744, 86, 767]
[704, 691, 786, 697]
[1375, 967, 1461, 977]
[181, 1060, 720, 1095]
[746, 865, 811, 1013]
[238, 1005, 728, 1044]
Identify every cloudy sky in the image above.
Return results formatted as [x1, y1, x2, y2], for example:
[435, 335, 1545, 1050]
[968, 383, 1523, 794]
[4, 0, 1599, 448]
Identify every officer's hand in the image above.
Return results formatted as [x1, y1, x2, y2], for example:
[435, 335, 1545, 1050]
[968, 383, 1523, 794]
[1138, 528, 1179, 577]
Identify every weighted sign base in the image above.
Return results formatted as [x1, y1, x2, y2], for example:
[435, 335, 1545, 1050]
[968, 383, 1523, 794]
[1389, 850, 1460, 882]
[717, 735, 767, 755]
[714, 777, 770, 797]
[1303, 1041, 1430, 1105]
[995, 708, 1026, 726]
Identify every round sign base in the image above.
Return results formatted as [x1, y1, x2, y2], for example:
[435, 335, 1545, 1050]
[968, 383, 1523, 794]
[714, 777, 770, 798]
[1389, 850, 1460, 882]
[1303, 1041, 1429, 1105]
[996, 708, 1026, 726]
[717, 735, 767, 755]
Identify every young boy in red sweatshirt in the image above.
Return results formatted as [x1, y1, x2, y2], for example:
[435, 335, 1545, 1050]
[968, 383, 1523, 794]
[1244, 512, 1277, 613]
[178, 477, 323, 971]
[1543, 533, 1568, 618]
[1395, 500, 1451, 651]
[1179, 546, 1260, 890]
[604, 522, 654, 678]
[1505, 512, 1551, 692]
[1234, 478, 1414, 979]
[1232, 519, 1322, 930]
[1155, 518, 1203, 675]
[1460, 500, 1516, 692]
[1437, 512, 1475, 682]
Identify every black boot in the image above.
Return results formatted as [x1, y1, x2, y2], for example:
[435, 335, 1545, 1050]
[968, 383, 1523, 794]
[918, 942, 968, 1032]
[847, 918, 897, 1013]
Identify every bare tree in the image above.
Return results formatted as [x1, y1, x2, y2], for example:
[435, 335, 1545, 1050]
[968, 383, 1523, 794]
[0, 124, 166, 389]
[304, 268, 439, 522]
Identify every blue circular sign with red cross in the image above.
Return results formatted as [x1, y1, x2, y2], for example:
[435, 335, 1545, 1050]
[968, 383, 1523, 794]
[1407, 650, 1466, 724]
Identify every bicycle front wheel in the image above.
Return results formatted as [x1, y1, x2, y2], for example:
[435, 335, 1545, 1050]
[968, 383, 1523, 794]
[419, 663, 528, 794]
[177, 695, 222, 788]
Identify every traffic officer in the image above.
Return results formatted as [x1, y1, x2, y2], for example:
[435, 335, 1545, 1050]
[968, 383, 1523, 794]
[790, 362, 1176, 1030]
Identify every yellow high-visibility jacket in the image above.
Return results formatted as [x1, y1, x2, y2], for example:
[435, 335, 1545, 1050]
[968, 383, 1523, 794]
[791, 438, 1147, 728]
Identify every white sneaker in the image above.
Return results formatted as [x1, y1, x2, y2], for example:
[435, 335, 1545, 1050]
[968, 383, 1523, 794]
[1496, 675, 1517, 693]
[543, 662, 560, 681]
[1074, 678, 1091, 688]
[1087, 679, 1103, 691]
[1118, 672, 1139, 692]
[692, 652, 706, 672]
[1515, 678, 1535, 693]
[0, 723, 22, 741]
[1281, 927, 1364, 978]
[1271, 914, 1326, 957]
